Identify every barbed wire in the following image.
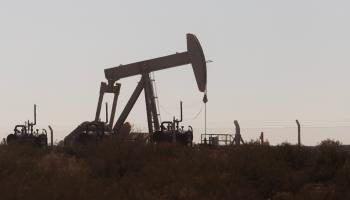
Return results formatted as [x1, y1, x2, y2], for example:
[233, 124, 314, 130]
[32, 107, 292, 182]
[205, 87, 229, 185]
[191, 125, 350, 130]
[188, 104, 204, 120]
[159, 104, 175, 117]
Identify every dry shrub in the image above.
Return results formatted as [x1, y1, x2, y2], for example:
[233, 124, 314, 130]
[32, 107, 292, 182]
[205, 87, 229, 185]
[0, 139, 350, 200]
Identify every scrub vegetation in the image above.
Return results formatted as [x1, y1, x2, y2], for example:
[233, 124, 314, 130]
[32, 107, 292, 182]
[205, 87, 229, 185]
[0, 138, 350, 200]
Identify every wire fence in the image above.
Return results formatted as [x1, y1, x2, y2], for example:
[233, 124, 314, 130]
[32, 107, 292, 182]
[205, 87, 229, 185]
[192, 126, 350, 146]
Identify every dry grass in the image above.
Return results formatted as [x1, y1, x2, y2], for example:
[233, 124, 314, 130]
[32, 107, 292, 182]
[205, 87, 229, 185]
[0, 138, 349, 200]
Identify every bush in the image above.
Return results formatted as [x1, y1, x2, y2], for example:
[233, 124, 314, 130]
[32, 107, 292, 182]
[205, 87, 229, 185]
[0, 139, 349, 200]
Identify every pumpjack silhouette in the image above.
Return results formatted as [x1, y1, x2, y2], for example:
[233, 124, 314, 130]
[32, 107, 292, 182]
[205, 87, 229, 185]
[64, 34, 207, 148]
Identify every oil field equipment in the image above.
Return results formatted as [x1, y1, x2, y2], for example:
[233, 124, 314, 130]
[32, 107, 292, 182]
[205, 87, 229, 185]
[150, 101, 193, 146]
[6, 104, 52, 147]
[201, 120, 245, 146]
[64, 102, 112, 147]
[64, 33, 207, 147]
[201, 134, 234, 146]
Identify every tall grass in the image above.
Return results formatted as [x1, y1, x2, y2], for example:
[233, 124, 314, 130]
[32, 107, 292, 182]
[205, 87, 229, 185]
[0, 139, 349, 200]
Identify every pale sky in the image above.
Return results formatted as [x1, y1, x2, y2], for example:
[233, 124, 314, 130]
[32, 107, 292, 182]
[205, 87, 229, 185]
[1, 0, 350, 145]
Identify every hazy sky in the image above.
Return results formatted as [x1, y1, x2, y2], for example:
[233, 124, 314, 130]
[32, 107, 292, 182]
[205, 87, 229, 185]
[1, 0, 350, 145]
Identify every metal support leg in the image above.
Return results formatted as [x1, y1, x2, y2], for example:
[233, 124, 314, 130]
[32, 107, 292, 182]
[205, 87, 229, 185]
[95, 82, 105, 121]
[144, 94, 153, 133]
[143, 73, 160, 133]
[143, 75, 154, 134]
[144, 74, 160, 131]
[108, 91, 119, 130]
[113, 78, 145, 132]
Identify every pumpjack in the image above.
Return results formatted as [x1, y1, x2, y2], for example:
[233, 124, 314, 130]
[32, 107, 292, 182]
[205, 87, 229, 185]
[6, 105, 52, 147]
[64, 33, 207, 147]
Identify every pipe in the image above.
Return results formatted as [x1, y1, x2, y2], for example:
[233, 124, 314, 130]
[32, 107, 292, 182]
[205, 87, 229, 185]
[161, 121, 172, 131]
[28, 120, 33, 134]
[33, 104, 37, 125]
[179, 101, 183, 122]
[14, 125, 27, 134]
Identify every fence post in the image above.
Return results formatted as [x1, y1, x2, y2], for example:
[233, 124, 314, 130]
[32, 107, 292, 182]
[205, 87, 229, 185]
[296, 120, 301, 147]
[234, 120, 244, 145]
